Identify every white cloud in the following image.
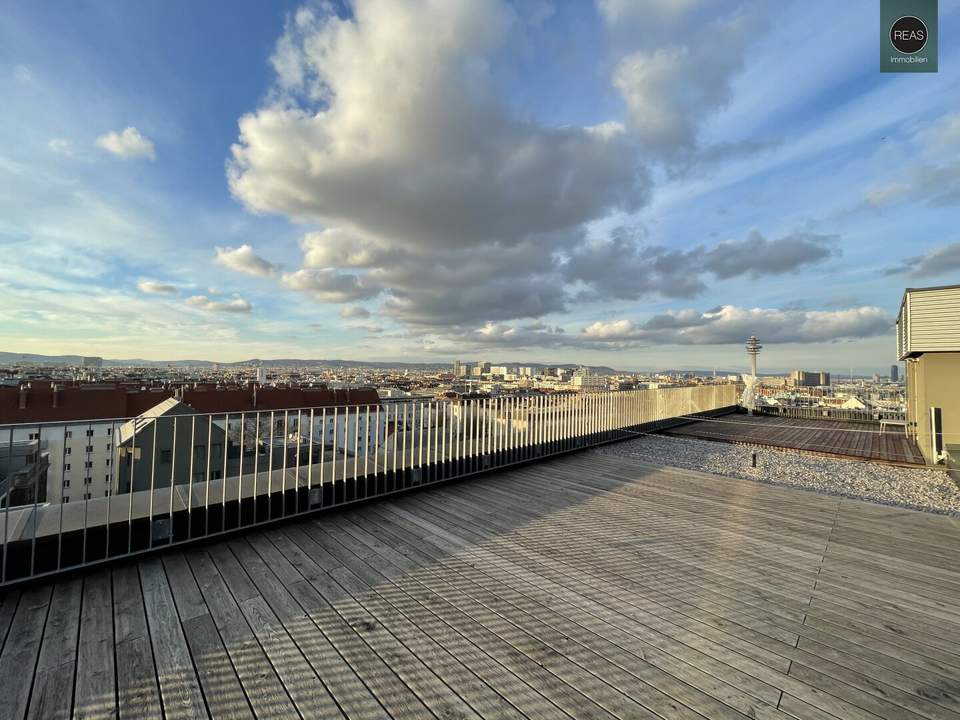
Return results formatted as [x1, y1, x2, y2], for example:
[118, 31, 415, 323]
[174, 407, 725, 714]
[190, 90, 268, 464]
[12, 64, 33, 84]
[612, 7, 765, 158]
[228, 0, 646, 326]
[185, 295, 252, 313]
[339, 305, 371, 319]
[95, 126, 156, 160]
[885, 241, 960, 278]
[281, 268, 378, 303]
[582, 305, 892, 346]
[47, 138, 73, 156]
[214, 244, 279, 277]
[137, 280, 179, 295]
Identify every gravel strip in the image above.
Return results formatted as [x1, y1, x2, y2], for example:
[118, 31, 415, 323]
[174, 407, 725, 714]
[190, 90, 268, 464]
[595, 433, 960, 516]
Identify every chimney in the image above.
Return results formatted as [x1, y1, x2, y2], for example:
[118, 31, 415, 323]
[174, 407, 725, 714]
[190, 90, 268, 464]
[52, 384, 60, 409]
[18, 385, 27, 410]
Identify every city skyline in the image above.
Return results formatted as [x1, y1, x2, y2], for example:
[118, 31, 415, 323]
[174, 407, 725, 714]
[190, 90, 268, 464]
[2, 0, 959, 369]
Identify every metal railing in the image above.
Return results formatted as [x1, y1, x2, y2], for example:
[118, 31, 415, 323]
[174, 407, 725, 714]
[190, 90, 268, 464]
[0, 385, 738, 586]
[752, 405, 907, 424]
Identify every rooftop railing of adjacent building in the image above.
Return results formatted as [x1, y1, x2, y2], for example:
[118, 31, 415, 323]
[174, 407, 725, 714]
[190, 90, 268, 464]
[752, 404, 907, 424]
[0, 385, 738, 587]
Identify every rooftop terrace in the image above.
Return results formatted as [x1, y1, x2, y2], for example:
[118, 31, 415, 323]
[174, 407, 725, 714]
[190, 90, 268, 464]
[2, 451, 958, 720]
[666, 414, 926, 466]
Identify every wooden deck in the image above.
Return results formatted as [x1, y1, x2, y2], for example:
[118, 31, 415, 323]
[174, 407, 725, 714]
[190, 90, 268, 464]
[1, 451, 959, 720]
[666, 414, 927, 465]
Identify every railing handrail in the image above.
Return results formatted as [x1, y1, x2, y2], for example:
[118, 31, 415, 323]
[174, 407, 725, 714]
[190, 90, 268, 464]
[0, 384, 739, 587]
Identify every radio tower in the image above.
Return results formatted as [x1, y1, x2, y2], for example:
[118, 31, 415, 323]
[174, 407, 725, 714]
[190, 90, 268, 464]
[745, 335, 762, 377]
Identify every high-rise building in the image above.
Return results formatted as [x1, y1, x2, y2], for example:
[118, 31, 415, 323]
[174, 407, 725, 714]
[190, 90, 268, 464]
[890, 364, 899, 382]
[81, 356, 103, 369]
[790, 370, 830, 387]
[452, 360, 463, 376]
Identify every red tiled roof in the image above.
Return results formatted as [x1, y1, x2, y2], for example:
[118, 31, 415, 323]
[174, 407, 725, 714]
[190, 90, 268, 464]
[0, 383, 381, 424]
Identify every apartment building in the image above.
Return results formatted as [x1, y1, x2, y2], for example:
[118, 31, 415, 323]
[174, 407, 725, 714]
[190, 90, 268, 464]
[897, 284, 960, 466]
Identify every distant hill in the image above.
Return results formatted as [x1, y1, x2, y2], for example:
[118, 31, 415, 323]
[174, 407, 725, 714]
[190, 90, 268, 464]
[0, 352, 627, 375]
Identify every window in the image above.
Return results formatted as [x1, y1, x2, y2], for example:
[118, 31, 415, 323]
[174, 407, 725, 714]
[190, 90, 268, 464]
[86, 429, 94, 437]
[160, 449, 172, 464]
[83, 492, 92, 500]
[105, 459, 110, 467]
[63, 479, 70, 488]
[104, 490, 110, 497]
[212, 470, 222, 480]
[64, 463, 71, 472]
[63, 496, 69, 503]
[85, 445, 94, 453]
[84, 461, 93, 468]
[105, 475, 110, 483]
[65, 431, 72, 439]
[65, 447, 72, 455]
[84, 477, 92, 485]
[106, 443, 111, 451]
[106, 428, 112, 436]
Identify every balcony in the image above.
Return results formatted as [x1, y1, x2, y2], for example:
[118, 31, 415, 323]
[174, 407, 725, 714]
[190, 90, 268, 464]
[2, 450, 959, 719]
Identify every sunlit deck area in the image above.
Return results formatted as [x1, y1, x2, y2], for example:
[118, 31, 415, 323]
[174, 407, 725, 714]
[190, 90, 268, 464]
[2, 451, 959, 720]
[666, 413, 927, 466]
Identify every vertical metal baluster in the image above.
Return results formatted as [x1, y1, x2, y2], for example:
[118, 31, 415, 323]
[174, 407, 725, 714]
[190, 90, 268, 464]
[267, 411, 275, 520]
[187, 416, 195, 541]
[308, 409, 314, 498]
[296, 409, 302, 501]
[2, 426, 12, 584]
[29, 423, 41, 578]
[354, 405, 360, 483]
[319, 408, 326, 499]
[418, 402, 424, 470]
[168, 416, 177, 543]
[57, 423, 67, 570]
[126, 419, 136, 556]
[341, 406, 349, 485]
[282, 411, 289, 516]
[391, 404, 397, 476]
[374, 405, 380, 477]
[147, 416, 158, 551]
[401, 403, 407, 473]
[251, 414, 259, 525]
[222, 412, 230, 530]
[364, 405, 371, 481]
[238, 413, 245, 525]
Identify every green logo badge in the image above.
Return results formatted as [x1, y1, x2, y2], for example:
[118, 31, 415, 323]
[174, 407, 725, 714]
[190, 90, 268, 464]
[882, 0, 938, 72]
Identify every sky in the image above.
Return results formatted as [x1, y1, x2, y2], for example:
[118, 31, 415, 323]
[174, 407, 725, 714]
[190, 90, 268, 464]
[1, 0, 959, 374]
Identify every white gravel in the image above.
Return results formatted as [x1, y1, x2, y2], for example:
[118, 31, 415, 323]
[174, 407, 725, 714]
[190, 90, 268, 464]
[595, 434, 960, 516]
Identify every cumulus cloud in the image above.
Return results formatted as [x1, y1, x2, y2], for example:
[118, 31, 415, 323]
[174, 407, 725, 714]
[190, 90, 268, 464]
[95, 126, 156, 160]
[185, 295, 252, 313]
[214, 244, 279, 277]
[339, 305, 371, 319]
[228, 0, 646, 326]
[582, 305, 892, 346]
[137, 280, 179, 295]
[281, 268, 378, 303]
[610, 5, 766, 159]
[884, 241, 960, 278]
[566, 229, 838, 301]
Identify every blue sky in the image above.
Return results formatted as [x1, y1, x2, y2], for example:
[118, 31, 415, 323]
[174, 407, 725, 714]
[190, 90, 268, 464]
[1, 0, 958, 373]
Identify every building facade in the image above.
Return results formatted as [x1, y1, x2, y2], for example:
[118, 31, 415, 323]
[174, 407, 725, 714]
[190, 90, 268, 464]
[897, 285, 960, 466]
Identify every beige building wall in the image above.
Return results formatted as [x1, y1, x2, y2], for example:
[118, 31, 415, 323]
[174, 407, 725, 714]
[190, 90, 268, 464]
[906, 353, 960, 465]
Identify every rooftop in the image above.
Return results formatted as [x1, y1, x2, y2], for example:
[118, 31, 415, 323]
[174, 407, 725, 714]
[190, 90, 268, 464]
[666, 414, 926, 466]
[2, 451, 958, 719]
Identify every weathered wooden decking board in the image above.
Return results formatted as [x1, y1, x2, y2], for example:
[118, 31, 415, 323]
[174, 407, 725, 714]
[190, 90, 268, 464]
[665, 415, 927, 465]
[0, 452, 958, 719]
